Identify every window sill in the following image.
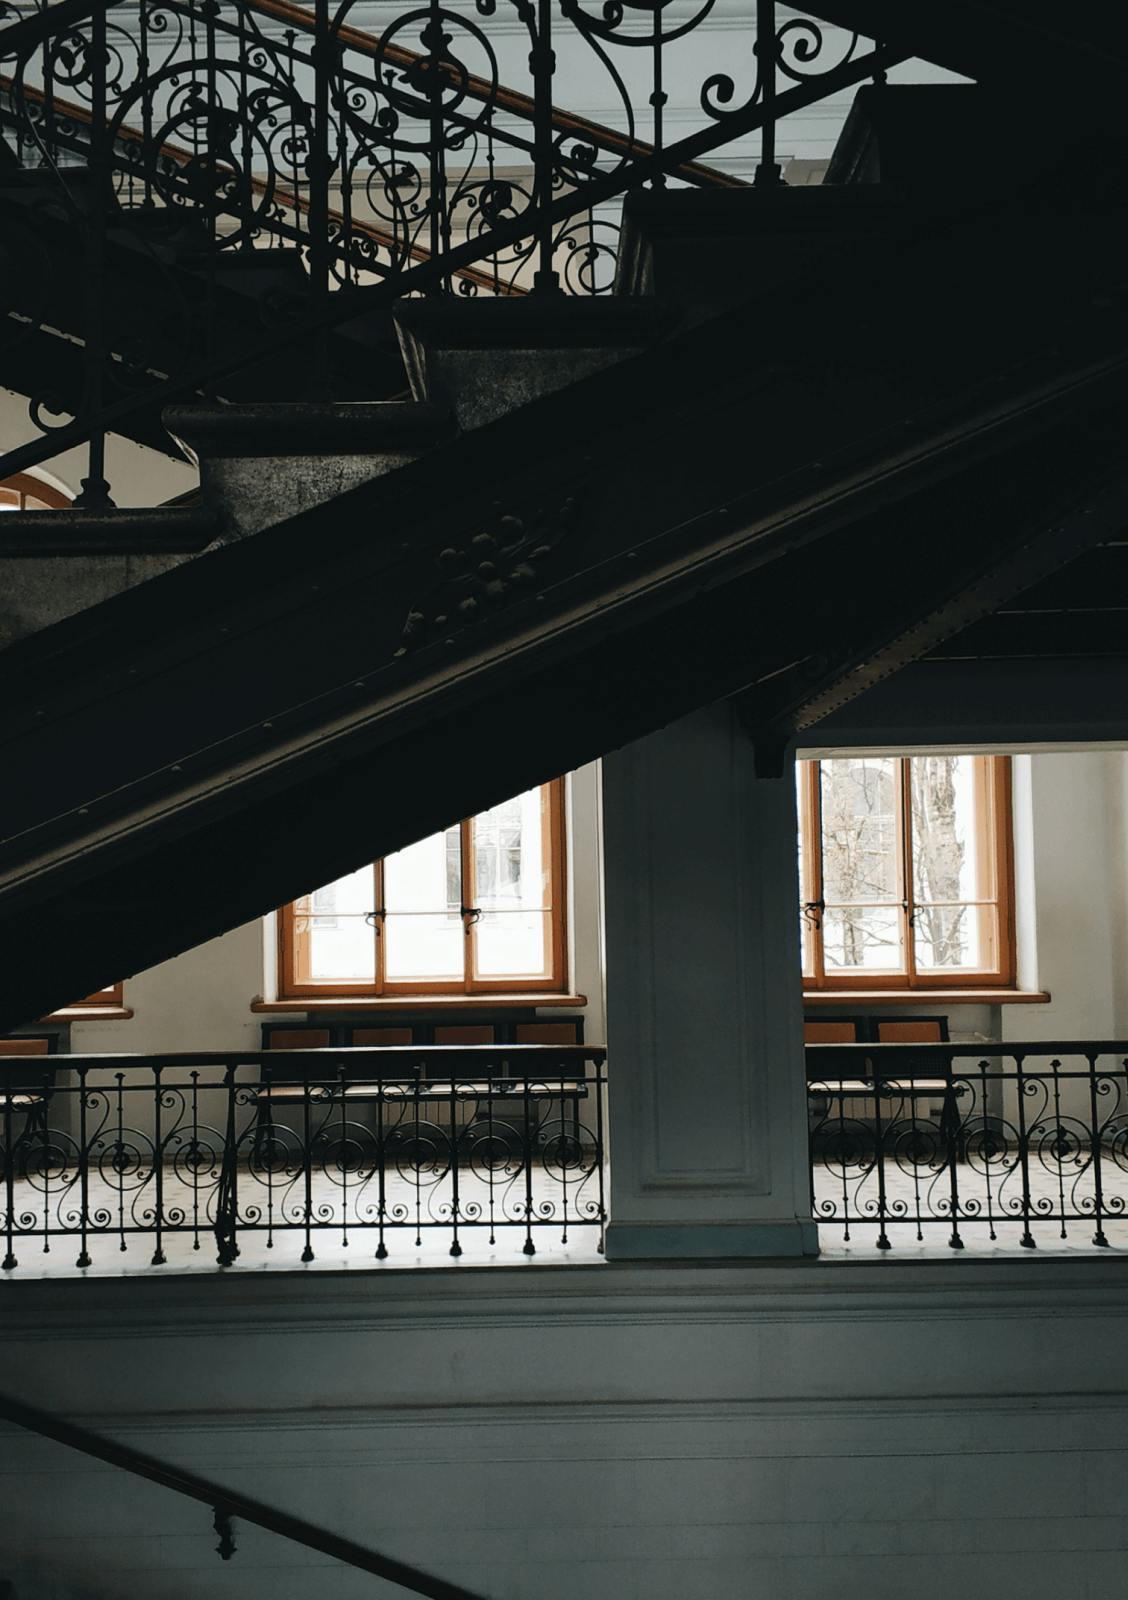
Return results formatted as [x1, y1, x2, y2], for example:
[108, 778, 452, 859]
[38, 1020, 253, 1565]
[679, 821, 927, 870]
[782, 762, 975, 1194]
[41, 1005, 134, 1021]
[251, 993, 588, 1014]
[803, 990, 1050, 1008]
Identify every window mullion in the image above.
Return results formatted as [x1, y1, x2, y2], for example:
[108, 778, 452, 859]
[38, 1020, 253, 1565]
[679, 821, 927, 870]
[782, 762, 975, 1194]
[900, 757, 915, 983]
[372, 859, 385, 996]
[809, 761, 826, 989]
[461, 816, 476, 992]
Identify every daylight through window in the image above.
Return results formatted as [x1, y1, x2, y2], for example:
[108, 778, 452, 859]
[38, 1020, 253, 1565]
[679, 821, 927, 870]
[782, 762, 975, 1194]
[797, 755, 1015, 990]
[280, 781, 567, 996]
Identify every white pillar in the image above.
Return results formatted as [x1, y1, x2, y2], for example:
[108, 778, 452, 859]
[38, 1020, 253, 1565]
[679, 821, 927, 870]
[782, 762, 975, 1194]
[601, 705, 816, 1259]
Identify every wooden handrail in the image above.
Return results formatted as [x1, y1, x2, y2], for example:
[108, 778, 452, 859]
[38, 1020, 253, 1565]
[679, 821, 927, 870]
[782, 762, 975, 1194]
[3, 1042, 607, 1069]
[0, 1391, 487, 1600]
[806, 1039, 1128, 1055]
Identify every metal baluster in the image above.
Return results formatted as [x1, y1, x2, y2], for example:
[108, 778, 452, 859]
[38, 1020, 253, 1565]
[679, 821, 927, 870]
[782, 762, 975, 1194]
[943, 1072, 964, 1251]
[906, 1087, 924, 1242]
[872, 1066, 890, 1250]
[487, 127, 501, 297]
[650, 19, 666, 188]
[151, 1063, 165, 1265]
[1051, 1058, 1068, 1240]
[307, 0, 332, 390]
[237, 1, 254, 251]
[76, 1063, 91, 1268]
[114, 1072, 126, 1252]
[594, 1058, 606, 1254]
[190, 1070, 202, 1251]
[485, 1076, 497, 1246]
[422, 0, 448, 294]
[214, 1061, 240, 1266]
[139, 0, 154, 209]
[753, 0, 781, 188]
[43, 0, 57, 163]
[1, 1072, 14, 1270]
[412, 1073, 423, 1247]
[833, 1083, 850, 1242]
[39, 1062, 51, 1255]
[74, 2, 114, 509]
[805, 1074, 815, 1218]
[1089, 1052, 1110, 1247]
[338, 1061, 349, 1251]
[301, 1064, 314, 1262]
[531, 0, 558, 291]
[448, 1074, 461, 1257]
[522, 1073, 535, 1255]
[559, 1068, 569, 1245]
[374, 1075, 388, 1260]
[980, 1060, 997, 1243]
[199, 0, 220, 391]
[332, 22, 353, 286]
[1014, 1053, 1036, 1248]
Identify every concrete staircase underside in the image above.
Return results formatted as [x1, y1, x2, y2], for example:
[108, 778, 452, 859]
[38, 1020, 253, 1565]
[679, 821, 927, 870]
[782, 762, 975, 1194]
[2, 168, 1128, 1025]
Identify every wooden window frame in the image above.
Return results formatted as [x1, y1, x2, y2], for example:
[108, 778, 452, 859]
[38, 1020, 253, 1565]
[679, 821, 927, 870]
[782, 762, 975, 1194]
[799, 755, 1015, 993]
[62, 982, 126, 1008]
[279, 779, 569, 1000]
[0, 472, 72, 511]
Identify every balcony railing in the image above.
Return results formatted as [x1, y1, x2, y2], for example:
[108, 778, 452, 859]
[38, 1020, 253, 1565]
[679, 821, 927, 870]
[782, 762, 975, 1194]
[808, 1040, 1128, 1253]
[0, 1043, 606, 1272]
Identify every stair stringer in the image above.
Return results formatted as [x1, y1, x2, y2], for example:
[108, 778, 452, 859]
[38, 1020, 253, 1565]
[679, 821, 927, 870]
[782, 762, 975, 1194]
[1, 186, 1128, 1022]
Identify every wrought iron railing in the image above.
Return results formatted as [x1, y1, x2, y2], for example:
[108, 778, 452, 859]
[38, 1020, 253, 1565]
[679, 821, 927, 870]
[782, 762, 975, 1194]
[0, 0, 904, 500]
[0, 1043, 606, 1271]
[808, 1041, 1128, 1252]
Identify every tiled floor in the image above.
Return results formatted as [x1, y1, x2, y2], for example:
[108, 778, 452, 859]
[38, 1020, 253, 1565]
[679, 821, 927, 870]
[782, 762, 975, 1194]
[4, 1151, 1126, 1276]
[0, 1158, 606, 1277]
[813, 1148, 1128, 1256]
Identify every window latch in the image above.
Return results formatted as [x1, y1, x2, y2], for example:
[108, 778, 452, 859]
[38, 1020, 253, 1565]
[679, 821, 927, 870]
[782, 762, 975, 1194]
[802, 899, 824, 929]
[461, 905, 482, 929]
[364, 909, 386, 935]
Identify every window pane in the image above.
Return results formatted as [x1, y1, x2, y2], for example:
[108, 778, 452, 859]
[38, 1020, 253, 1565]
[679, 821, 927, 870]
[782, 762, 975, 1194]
[384, 913, 464, 981]
[384, 827, 463, 982]
[914, 903, 998, 972]
[472, 788, 551, 979]
[823, 905, 902, 972]
[797, 764, 813, 976]
[820, 758, 899, 904]
[910, 755, 991, 904]
[300, 863, 375, 982]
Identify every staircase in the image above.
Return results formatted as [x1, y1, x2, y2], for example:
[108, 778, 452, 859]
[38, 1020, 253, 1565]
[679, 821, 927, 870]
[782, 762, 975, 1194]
[1, 0, 1127, 1026]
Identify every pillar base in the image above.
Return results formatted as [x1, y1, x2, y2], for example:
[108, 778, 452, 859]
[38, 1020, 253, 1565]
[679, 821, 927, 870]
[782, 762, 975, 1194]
[604, 1220, 819, 1261]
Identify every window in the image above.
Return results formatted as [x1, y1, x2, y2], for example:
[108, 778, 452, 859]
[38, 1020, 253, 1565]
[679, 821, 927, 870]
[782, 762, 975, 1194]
[0, 472, 71, 511]
[65, 984, 126, 1008]
[280, 781, 567, 996]
[797, 755, 1014, 990]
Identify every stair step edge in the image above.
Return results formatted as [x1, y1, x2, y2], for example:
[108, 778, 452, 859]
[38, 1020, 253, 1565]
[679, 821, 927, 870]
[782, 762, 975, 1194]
[164, 401, 452, 459]
[0, 505, 219, 557]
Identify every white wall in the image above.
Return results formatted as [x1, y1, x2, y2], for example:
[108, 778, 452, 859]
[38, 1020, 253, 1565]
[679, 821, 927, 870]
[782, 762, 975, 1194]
[1, 1258, 1126, 1600]
[1002, 752, 1128, 1046]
